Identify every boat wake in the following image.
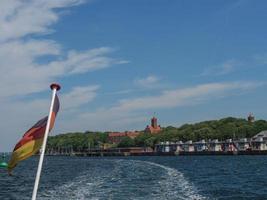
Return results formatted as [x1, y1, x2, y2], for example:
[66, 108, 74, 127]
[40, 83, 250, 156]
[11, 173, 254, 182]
[40, 159, 208, 200]
[141, 160, 206, 200]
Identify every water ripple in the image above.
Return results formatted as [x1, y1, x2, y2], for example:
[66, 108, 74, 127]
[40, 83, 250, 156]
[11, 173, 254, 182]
[39, 159, 206, 200]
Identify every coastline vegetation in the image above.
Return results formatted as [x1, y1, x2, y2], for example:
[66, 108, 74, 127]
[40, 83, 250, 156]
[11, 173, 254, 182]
[47, 117, 267, 150]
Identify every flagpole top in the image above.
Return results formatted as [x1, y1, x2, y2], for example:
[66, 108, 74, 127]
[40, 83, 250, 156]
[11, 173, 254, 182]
[50, 83, 61, 91]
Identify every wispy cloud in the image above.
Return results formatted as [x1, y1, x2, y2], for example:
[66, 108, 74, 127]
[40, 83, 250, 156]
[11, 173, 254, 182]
[61, 85, 99, 110]
[200, 60, 240, 76]
[0, 1, 127, 98]
[47, 47, 128, 75]
[0, 0, 129, 150]
[134, 75, 160, 87]
[0, 40, 126, 98]
[2, 85, 99, 117]
[115, 81, 262, 111]
[66, 81, 264, 131]
[0, 0, 85, 42]
[0, 84, 100, 148]
[133, 75, 166, 90]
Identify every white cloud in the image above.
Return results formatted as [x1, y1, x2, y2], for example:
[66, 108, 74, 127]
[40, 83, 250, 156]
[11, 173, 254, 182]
[67, 81, 264, 132]
[0, 0, 85, 41]
[112, 81, 263, 111]
[0, 0, 129, 151]
[4, 85, 99, 119]
[0, 40, 60, 97]
[61, 85, 99, 110]
[48, 47, 128, 75]
[134, 75, 162, 90]
[0, 41, 125, 98]
[0, 1, 127, 98]
[0, 84, 99, 150]
[135, 75, 160, 86]
[200, 60, 239, 76]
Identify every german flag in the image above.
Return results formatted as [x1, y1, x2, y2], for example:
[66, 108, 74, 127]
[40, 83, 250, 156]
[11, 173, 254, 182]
[8, 95, 60, 172]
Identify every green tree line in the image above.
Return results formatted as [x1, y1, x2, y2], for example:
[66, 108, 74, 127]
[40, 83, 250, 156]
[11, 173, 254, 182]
[47, 117, 267, 150]
[47, 131, 108, 152]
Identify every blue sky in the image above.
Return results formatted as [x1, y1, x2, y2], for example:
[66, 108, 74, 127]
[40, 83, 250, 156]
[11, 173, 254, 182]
[1, 0, 267, 151]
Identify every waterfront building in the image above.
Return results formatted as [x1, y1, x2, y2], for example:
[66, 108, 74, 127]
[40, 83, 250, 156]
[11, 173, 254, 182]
[155, 141, 182, 153]
[165, 141, 179, 152]
[155, 142, 164, 152]
[251, 137, 267, 150]
[175, 141, 184, 152]
[108, 131, 140, 144]
[222, 139, 237, 152]
[208, 139, 222, 151]
[236, 138, 250, 151]
[154, 141, 169, 152]
[154, 131, 267, 154]
[164, 141, 170, 152]
[194, 140, 207, 152]
[183, 140, 194, 152]
[144, 116, 161, 134]
[251, 131, 267, 150]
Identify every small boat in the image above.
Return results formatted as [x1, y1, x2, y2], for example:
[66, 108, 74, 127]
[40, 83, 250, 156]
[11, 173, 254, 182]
[0, 161, 7, 168]
[0, 154, 8, 168]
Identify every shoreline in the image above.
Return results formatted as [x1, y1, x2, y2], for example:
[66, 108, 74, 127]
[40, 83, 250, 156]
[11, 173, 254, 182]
[46, 150, 267, 157]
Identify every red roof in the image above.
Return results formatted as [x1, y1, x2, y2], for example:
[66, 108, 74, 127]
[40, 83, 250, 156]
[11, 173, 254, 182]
[145, 125, 161, 134]
[108, 131, 140, 138]
[108, 132, 127, 137]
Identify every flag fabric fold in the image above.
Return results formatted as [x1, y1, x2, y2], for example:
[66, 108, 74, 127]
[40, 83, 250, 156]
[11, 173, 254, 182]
[8, 95, 60, 172]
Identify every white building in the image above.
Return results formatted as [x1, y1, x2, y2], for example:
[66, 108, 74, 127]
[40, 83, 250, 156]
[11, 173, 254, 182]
[222, 139, 238, 152]
[183, 140, 194, 152]
[194, 140, 207, 152]
[155, 141, 180, 153]
[251, 131, 267, 150]
[175, 141, 184, 152]
[236, 138, 250, 151]
[208, 139, 222, 152]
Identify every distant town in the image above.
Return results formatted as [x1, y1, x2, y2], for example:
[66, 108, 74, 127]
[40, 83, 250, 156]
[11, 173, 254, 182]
[47, 114, 267, 156]
[108, 116, 161, 143]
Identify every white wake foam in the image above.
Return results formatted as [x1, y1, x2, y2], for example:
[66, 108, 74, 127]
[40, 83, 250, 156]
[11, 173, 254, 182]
[139, 160, 206, 200]
[40, 159, 208, 200]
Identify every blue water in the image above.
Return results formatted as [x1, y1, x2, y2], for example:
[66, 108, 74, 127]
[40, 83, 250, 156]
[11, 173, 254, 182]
[0, 156, 267, 199]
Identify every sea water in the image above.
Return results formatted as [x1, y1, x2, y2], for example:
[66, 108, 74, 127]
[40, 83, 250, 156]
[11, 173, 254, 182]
[0, 156, 267, 200]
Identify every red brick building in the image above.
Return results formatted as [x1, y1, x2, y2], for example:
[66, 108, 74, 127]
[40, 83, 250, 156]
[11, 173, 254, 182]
[108, 131, 140, 143]
[144, 116, 161, 134]
[108, 116, 162, 144]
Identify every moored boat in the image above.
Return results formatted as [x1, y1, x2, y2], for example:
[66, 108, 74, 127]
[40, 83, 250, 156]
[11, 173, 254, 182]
[0, 161, 7, 168]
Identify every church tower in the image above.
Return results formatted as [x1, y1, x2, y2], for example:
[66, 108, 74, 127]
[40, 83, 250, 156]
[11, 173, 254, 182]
[145, 116, 161, 134]
[151, 117, 158, 128]
[248, 113, 255, 123]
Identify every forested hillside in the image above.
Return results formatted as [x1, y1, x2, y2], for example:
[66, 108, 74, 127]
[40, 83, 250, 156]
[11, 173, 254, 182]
[47, 117, 267, 149]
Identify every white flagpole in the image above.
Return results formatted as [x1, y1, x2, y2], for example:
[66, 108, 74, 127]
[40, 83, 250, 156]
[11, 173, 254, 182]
[32, 83, 60, 200]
